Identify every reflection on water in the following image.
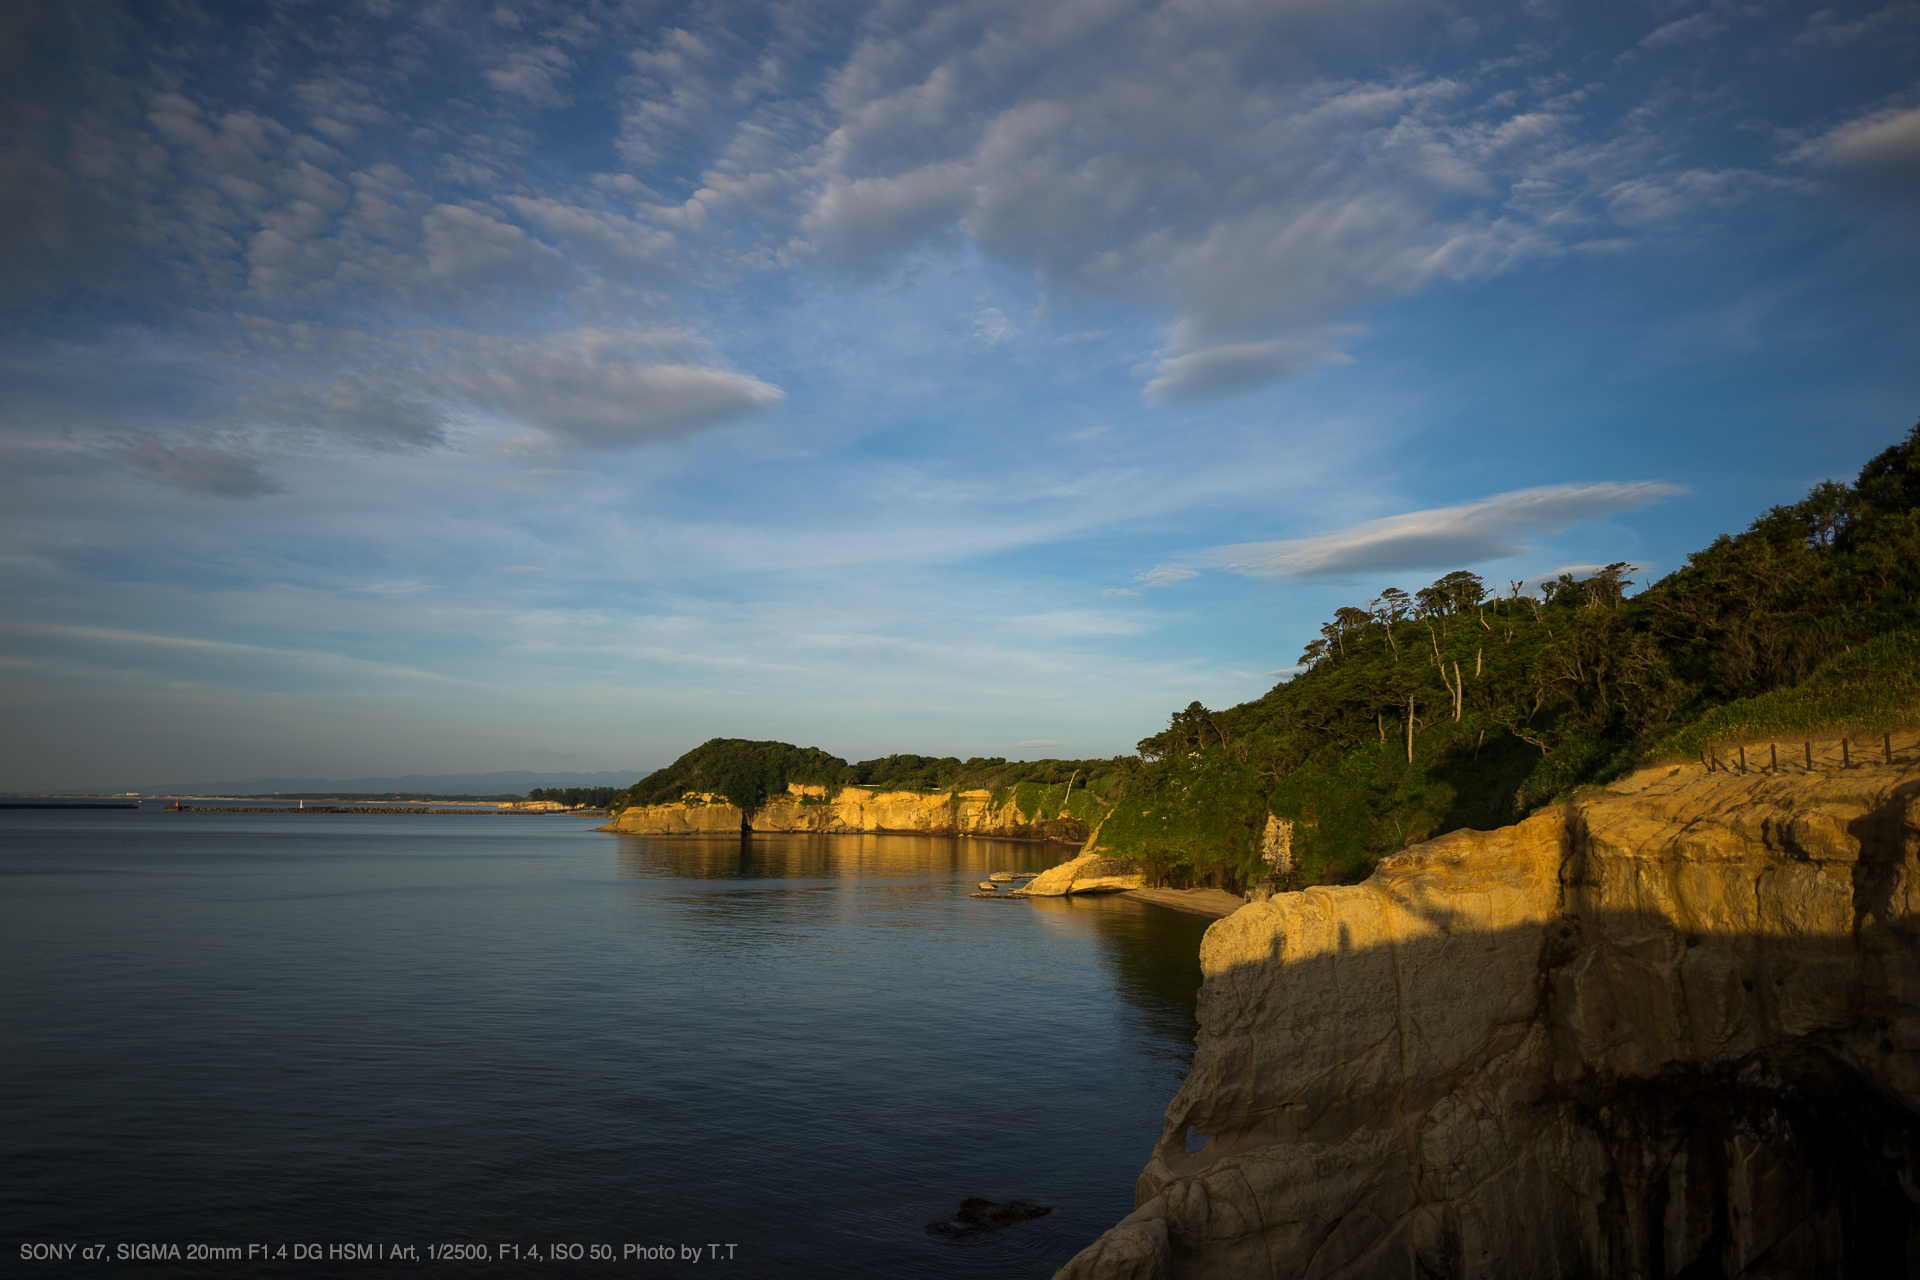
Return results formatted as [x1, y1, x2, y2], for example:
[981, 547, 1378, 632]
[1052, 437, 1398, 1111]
[614, 831, 1064, 880]
[4, 817, 1212, 1280]
[1030, 896, 1210, 1046]
[615, 833, 1209, 1042]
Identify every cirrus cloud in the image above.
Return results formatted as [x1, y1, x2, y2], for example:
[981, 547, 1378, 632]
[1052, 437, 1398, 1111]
[1189, 481, 1687, 580]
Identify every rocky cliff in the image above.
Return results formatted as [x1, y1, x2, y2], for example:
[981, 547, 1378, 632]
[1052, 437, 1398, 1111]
[600, 783, 1088, 842]
[1058, 744, 1920, 1278]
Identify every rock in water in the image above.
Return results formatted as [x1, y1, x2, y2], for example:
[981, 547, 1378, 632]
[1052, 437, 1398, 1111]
[1056, 755, 1920, 1279]
[928, 1198, 1054, 1237]
[957, 1197, 1052, 1226]
[1015, 852, 1144, 896]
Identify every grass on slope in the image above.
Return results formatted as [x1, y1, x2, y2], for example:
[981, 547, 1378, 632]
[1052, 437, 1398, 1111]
[1646, 629, 1920, 761]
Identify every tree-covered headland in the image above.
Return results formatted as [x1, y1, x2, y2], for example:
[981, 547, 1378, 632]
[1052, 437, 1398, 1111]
[611, 738, 1128, 826]
[613, 423, 1920, 892]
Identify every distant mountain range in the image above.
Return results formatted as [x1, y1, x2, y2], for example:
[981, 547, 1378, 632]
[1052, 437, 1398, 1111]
[124, 770, 645, 797]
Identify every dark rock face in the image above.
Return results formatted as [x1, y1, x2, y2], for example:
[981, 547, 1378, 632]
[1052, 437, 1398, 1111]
[958, 1197, 1053, 1227]
[1587, 1050, 1920, 1277]
[925, 1197, 1054, 1238]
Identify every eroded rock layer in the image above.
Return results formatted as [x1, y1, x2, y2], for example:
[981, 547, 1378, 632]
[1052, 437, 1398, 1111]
[1058, 755, 1920, 1278]
[601, 783, 1088, 842]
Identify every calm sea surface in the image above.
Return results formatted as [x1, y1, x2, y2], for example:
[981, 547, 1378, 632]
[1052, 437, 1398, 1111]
[1, 807, 1208, 1277]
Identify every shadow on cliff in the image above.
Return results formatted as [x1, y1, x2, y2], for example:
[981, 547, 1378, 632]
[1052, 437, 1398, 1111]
[1138, 886, 1920, 1279]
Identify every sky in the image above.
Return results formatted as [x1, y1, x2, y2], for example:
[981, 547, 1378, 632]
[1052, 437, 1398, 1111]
[2, 0, 1916, 790]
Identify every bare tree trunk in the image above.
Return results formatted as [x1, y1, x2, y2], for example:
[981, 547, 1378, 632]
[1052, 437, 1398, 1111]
[1406, 694, 1415, 763]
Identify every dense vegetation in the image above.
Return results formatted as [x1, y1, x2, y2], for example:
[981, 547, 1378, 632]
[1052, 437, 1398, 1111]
[1096, 421, 1920, 890]
[609, 738, 1136, 816]
[608, 423, 1920, 895]
[614, 739, 851, 812]
[526, 786, 623, 807]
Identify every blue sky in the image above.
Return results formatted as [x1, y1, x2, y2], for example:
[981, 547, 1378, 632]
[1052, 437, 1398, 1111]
[2, 0, 1916, 789]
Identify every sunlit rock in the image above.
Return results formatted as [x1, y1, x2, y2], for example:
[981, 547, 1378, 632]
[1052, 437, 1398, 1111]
[601, 783, 1089, 842]
[1059, 750, 1920, 1277]
[1017, 851, 1147, 897]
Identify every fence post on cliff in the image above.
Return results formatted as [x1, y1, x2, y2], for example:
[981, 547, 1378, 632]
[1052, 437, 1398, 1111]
[1770, 743, 1777, 773]
[1887, 733, 1894, 765]
[1806, 742, 1813, 771]
[1843, 739, 1850, 768]
[1739, 745, 1746, 773]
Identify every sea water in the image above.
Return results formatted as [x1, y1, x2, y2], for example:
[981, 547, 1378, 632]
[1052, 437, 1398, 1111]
[1, 808, 1208, 1277]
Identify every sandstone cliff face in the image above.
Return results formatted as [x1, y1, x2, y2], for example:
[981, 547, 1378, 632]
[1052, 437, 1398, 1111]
[1058, 752, 1920, 1278]
[602, 783, 1088, 841]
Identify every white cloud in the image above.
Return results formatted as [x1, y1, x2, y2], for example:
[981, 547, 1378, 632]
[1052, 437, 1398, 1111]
[1190, 482, 1686, 579]
[1101, 587, 1140, 598]
[422, 205, 568, 291]
[77, 320, 785, 460]
[3, 622, 455, 683]
[1135, 566, 1199, 587]
[1638, 13, 1729, 49]
[973, 307, 1016, 345]
[486, 45, 576, 106]
[1796, 3, 1920, 47]
[1602, 168, 1782, 225]
[1528, 562, 1647, 590]
[501, 196, 678, 273]
[455, 329, 785, 447]
[223, 320, 451, 449]
[1793, 103, 1920, 188]
[291, 75, 393, 145]
[1142, 332, 1359, 402]
[779, 2, 1604, 401]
